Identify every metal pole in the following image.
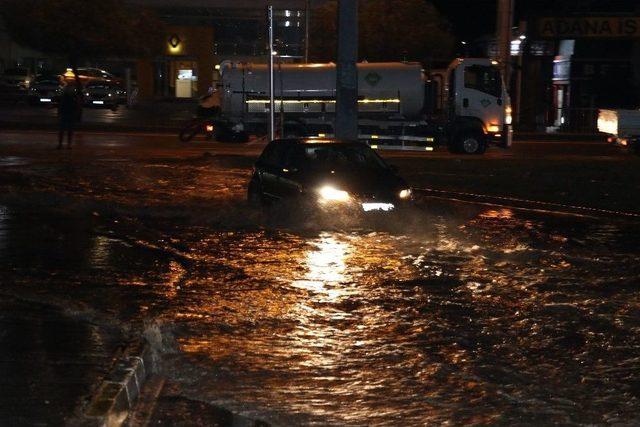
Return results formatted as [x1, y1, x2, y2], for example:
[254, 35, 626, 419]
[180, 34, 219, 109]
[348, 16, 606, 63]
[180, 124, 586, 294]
[496, 0, 514, 85]
[335, 0, 358, 140]
[515, 21, 527, 126]
[304, 0, 310, 63]
[268, 5, 276, 141]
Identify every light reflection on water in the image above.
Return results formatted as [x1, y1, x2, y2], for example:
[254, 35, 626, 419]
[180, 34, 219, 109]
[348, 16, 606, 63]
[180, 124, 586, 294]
[291, 233, 349, 301]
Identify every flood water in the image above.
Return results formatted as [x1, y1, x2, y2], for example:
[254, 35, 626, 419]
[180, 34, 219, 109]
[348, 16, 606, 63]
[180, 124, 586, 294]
[151, 208, 640, 426]
[1, 156, 639, 425]
[3, 200, 639, 425]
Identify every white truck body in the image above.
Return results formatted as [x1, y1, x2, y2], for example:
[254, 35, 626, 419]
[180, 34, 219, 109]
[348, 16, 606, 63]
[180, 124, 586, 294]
[216, 58, 512, 153]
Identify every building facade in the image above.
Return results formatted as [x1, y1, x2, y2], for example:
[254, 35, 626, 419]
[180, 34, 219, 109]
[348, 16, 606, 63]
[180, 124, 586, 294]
[131, 0, 321, 100]
[0, 0, 323, 100]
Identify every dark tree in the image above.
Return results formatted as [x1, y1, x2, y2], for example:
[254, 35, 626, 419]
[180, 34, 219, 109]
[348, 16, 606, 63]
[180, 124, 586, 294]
[0, 0, 164, 86]
[310, 0, 455, 64]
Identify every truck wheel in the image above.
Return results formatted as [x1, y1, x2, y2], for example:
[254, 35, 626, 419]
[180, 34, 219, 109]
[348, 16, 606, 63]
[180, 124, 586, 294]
[456, 130, 486, 155]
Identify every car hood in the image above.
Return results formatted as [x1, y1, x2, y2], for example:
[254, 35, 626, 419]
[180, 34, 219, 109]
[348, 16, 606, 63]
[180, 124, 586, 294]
[297, 168, 407, 199]
[87, 87, 114, 93]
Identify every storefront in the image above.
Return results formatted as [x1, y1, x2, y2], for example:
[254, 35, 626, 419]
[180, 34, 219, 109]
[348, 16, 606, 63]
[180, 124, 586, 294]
[538, 16, 640, 132]
[136, 25, 215, 100]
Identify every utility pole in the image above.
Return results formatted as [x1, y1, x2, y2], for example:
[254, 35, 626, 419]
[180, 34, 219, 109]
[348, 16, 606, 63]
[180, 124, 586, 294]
[267, 5, 275, 141]
[304, 0, 310, 63]
[335, 0, 358, 140]
[496, 0, 514, 85]
[515, 21, 527, 126]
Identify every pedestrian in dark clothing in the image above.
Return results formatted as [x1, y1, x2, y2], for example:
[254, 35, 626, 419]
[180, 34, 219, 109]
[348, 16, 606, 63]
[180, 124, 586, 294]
[58, 84, 81, 149]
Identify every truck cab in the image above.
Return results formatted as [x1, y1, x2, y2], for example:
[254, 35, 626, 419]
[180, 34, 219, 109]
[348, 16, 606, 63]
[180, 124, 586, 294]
[445, 58, 512, 153]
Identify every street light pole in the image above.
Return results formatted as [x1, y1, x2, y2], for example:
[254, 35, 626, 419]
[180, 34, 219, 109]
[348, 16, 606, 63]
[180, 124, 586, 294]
[335, 0, 358, 140]
[304, 0, 310, 63]
[268, 5, 275, 141]
[496, 0, 514, 84]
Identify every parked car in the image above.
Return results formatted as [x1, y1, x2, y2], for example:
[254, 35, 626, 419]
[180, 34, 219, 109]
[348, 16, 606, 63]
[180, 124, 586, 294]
[248, 138, 413, 212]
[83, 81, 120, 110]
[1, 67, 35, 92]
[28, 74, 63, 105]
[63, 67, 122, 87]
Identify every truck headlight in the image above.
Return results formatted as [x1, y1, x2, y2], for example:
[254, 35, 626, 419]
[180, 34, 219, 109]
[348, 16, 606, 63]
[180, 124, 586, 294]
[399, 189, 412, 199]
[318, 186, 350, 203]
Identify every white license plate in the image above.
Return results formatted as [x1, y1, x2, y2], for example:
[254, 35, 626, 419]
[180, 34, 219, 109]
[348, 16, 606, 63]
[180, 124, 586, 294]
[39, 98, 52, 103]
[92, 100, 104, 105]
[362, 203, 395, 212]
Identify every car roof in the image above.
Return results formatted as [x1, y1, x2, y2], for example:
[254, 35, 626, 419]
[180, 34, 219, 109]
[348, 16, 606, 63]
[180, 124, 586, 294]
[271, 138, 364, 145]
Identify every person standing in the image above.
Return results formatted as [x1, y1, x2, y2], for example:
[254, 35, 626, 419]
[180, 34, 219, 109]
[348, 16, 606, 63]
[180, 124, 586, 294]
[57, 83, 81, 149]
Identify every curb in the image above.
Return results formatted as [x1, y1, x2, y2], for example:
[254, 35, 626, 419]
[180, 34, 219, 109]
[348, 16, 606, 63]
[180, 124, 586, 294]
[1, 121, 607, 141]
[0, 121, 180, 134]
[74, 340, 157, 427]
[514, 132, 606, 141]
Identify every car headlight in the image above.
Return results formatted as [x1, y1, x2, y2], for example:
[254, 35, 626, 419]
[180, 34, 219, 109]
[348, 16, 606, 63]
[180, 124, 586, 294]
[318, 186, 350, 203]
[399, 189, 412, 199]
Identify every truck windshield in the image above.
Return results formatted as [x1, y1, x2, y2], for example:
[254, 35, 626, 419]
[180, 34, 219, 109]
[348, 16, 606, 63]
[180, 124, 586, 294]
[464, 65, 502, 98]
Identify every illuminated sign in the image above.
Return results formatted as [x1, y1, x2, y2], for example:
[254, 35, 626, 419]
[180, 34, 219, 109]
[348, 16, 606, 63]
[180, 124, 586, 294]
[168, 34, 181, 48]
[539, 17, 640, 38]
[553, 58, 571, 81]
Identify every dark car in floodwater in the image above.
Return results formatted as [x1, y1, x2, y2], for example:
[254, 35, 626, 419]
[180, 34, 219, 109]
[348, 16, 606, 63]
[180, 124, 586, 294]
[248, 138, 413, 212]
[83, 81, 120, 110]
[28, 74, 63, 105]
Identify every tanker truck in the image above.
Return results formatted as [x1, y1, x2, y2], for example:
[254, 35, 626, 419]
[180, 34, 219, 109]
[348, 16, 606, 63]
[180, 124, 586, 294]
[215, 58, 512, 154]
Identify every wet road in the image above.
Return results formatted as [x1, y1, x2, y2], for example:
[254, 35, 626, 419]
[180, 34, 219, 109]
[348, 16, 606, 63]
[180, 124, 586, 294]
[1, 131, 639, 425]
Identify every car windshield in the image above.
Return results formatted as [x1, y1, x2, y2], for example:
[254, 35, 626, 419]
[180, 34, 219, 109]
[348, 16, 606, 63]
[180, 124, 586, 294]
[292, 143, 389, 171]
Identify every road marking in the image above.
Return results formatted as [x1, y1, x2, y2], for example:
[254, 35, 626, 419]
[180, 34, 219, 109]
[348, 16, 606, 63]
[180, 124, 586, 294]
[415, 187, 640, 219]
[422, 194, 598, 219]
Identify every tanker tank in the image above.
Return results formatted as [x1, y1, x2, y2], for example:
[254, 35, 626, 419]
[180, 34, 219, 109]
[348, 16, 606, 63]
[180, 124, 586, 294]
[220, 62, 425, 120]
